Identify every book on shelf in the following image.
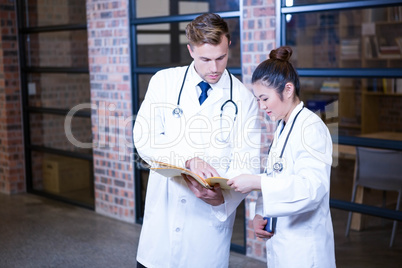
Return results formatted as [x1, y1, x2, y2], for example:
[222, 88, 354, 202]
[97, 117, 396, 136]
[149, 160, 231, 190]
[375, 24, 402, 58]
[361, 23, 375, 36]
[369, 8, 388, 22]
[381, 78, 396, 94]
[320, 80, 340, 92]
[363, 36, 377, 58]
[340, 39, 360, 59]
[364, 36, 402, 59]
[367, 78, 401, 94]
[367, 78, 379, 92]
[396, 37, 402, 55]
[306, 100, 330, 113]
[378, 45, 401, 58]
[389, 6, 402, 22]
[396, 79, 402, 94]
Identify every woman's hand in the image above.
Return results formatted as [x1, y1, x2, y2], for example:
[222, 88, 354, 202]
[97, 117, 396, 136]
[227, 174, 261, 194]
[253, 214, 274, 239]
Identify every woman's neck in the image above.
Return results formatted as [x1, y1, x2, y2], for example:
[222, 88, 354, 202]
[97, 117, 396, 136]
[284, 100, 301, 123]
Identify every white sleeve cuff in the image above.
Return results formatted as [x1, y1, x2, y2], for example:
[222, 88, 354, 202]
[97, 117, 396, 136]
[211, 201, 227, 222]
[255, 174, 268, 216]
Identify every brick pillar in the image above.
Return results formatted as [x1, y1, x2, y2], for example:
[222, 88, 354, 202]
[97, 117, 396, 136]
[241, 0, 277, 261]
[0, 1, 25, 194]
[86, 0, 134, 223]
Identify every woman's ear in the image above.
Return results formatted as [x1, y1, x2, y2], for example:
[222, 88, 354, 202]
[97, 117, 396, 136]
[284, 82, 295, 99]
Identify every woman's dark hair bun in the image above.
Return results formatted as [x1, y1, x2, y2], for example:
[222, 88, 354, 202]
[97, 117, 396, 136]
[269, 46, 292, 62]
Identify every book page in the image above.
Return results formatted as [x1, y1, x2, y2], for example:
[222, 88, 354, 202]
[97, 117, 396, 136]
[205, 177, 231, 190]
[150, 161, 210, 188]
[150, 161, 230, 189]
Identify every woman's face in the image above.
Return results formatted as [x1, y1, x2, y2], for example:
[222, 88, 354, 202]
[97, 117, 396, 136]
[252, 82, 291, 122]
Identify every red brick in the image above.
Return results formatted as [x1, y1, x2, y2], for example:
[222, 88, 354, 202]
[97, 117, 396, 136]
[0, 0, 24, 194]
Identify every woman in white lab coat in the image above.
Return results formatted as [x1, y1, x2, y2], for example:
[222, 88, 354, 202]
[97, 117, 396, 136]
[228, 46, 336, 268]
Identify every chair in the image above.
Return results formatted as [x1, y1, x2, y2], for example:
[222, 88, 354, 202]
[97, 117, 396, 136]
[345, 147, 402, 247]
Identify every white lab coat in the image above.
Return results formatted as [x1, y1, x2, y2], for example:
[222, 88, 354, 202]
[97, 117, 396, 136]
[133, 62, 261, 268]
[256, 102, 336, 268]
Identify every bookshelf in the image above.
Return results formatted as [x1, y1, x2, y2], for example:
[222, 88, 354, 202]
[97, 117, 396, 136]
[338, 7, 402, 134]
[291, 6, 402, 136]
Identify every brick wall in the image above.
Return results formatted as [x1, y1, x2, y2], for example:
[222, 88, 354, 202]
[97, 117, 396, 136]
[0, 1, 25, 194]
[241, 0, 277, 261]
[86, 0, 134, 223]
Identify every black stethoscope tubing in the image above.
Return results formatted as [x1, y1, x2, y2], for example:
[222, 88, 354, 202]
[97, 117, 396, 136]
[172, 65, 238, 119]
[176, 65, 190, 108]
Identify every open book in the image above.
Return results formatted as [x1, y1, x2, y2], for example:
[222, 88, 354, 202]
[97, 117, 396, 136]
[149, 160, 231, 190]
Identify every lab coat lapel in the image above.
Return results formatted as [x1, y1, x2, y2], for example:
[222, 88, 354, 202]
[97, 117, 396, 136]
[182, 83, 200, 117]
[178, 66, 201, 118]
[270, 102, 304, 165]
[179, 65, 230, 116]
[277, 102, 304, 142]
[198, 70, 230, 113]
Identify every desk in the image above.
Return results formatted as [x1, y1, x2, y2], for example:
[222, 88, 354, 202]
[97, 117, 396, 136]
[334, 131, 402, 160]
[336, 132, 402, 231]
[335, 144, 356, 160]
[359, 131, 402, 141]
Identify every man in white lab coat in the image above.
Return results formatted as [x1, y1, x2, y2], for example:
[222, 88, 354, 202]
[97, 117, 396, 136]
[133, 13, 261, 268]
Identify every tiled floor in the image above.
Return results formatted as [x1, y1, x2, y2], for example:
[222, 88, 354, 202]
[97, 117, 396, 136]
[0, 193, 265, 268]
[1, 192, 401, 268]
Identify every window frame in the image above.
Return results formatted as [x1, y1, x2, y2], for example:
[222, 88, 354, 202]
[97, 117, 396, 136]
[277, 0, 402, 220]
[16, 0, 93, 209]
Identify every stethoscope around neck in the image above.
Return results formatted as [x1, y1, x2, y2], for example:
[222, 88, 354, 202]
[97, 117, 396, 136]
[172, 65, 238, 142]
[265, 107, 304, 174]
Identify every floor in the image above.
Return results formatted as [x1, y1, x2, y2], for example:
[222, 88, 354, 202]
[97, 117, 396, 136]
[0, 193, 264, 268]
[1, 193, 401, 268]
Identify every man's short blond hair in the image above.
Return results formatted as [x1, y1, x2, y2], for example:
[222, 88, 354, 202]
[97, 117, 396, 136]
[185, 13, 231, 49]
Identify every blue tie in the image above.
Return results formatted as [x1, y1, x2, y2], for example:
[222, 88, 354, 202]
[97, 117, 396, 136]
[198, 81, 210, 105]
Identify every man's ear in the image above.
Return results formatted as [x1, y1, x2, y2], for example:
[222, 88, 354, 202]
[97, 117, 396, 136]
[187, 44, 194, 58]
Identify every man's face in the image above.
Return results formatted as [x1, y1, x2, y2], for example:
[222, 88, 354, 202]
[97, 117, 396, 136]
[187, 35, 230, 85]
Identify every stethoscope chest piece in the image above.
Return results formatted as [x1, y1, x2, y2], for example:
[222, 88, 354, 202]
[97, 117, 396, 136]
[172, 107, 183, 118]
[273, 162, 283, 173]
[265, 107, 304, 175]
